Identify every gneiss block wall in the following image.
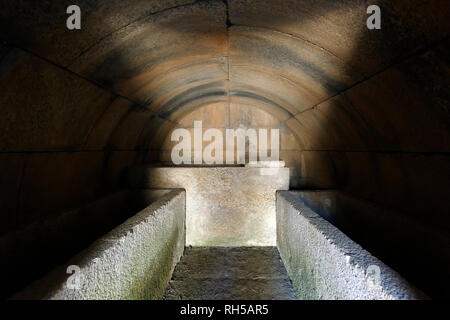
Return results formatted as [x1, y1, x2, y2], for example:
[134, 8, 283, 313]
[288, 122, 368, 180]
[276, 191, 426, 300]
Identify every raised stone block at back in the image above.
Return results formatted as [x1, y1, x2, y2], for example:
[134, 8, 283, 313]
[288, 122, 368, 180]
[128, 166, 289, 246]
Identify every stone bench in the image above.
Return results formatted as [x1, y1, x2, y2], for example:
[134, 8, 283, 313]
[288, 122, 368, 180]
[276, 190, 427, 300]
[126, 166, 289, 246]
[12, 189, 185, 300]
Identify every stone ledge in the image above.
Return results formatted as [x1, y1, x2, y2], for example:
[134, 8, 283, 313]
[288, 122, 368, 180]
[12, 189, 186, 300]
[0, 189, 172, 299]
[276, 190, 427, 300]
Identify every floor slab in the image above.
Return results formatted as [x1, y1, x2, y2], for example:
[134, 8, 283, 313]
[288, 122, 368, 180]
[163, 246, 298, 300]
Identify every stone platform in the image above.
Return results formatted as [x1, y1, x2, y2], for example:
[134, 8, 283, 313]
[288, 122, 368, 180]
[127, 166, 289, 246]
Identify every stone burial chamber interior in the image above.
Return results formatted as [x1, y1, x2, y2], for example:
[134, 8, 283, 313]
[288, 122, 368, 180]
[0, 0, 449, 300]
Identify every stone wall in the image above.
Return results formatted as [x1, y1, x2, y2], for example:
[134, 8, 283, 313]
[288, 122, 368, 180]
[0, 0, 448, 299]
[290, 190, 450, 298]
[276, 190, 426, 300]
[157, 103, 303, 188]
[12, 189, 185, 300]
[127, 166, 289, 246]
[1, 1, 448, 242]
[1, 189, 165, 298]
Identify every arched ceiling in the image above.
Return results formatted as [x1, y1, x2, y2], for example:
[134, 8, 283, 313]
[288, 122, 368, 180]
[0, 0, 449, 152]
[0, 2, 449, 299]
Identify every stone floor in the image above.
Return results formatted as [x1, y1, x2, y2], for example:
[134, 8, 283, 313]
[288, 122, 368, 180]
[163, 246, 298, 300]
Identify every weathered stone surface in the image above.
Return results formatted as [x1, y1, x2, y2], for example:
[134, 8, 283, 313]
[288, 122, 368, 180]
[330, 152, 450, 231]
[229, 25, 358, 113]
[1, 189, 173, 299]
[82, 98, 133, 150]
[276, 191, 427, 300]
[290, 190, 450, 298]
[17, 152, 105, 225]
[0, 50, 114, 152]
[70, 0, 227, 106]
[104, 151, 138, 189]
[107, 107, 155, 150]
[12, 189, 186, 300]
[278, 150, 303, 189]
[0, 0, 197, 66]
[0, 154, 27, 235]
[0, 0, 449, 300]
[178, 102, 229, 128]
[156, 103, 301, 192]
[160, 103, 295, 152]
[163, 247, 298, 300]
[229, 0, 450, 76]
[127, 166, 289, 246]
[229, 102, 283, 128]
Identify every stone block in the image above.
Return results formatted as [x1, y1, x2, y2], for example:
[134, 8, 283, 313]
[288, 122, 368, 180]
[12, 189, 186, 300]
[127, 166, 289, 246]
[276, 191, 427, 300]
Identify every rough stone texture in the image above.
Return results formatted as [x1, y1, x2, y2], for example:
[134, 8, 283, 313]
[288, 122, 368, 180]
[1, 189, 175, 299]
[157, 103, 300, 160]
[12, 189, 186, 300]
[0, 0, 449, 300]
[0, 154, 26, 234]
[0, 1, 448, 239]
[17, 152, 105, 225]
[69, 0, 228, 107]
[0, 50, 115, 152]
[229, 0, 450, 76]
[292, 151, 450, 233]
[276, 191, 427, 300]
[290, 190, 450, 299]
[163, 246, 298, 300]
[127, 166, 289, 246]
[0, 0, 198, 66]
[156, 103, 301, 188]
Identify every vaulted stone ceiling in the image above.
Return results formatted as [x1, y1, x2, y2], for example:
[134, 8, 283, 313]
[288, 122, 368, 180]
[0, 0, 449, 299]
[2, 0, 448, 152]
[1, 1, 449, 223]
